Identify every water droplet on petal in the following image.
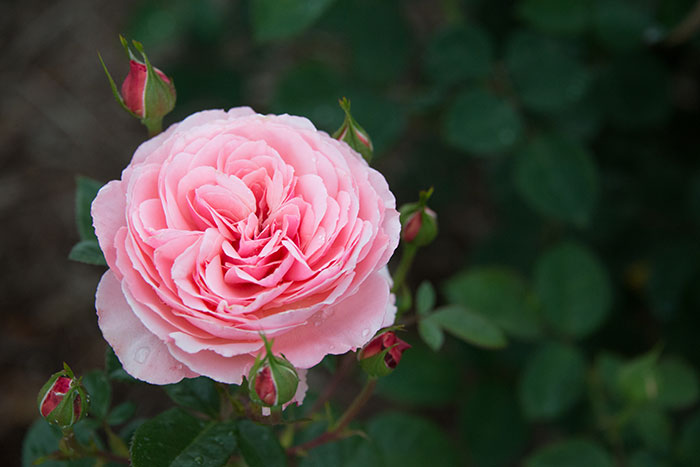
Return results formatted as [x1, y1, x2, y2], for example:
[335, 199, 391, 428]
[329, 344, 335, 350]
[361, 328, 370, 338]
[134, 346, 150, 364]
[314, 320, 322, 327]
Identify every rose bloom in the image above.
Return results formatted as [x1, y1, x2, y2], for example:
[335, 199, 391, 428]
[92, 108, 400, 395]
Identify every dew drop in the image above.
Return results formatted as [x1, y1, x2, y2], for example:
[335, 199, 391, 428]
[194, 456, 204, 465]
[134, 346, 150, 364]
[314, 321, 322, 327]
[329, 344, 335, 350]
[361, 328, 371, 338]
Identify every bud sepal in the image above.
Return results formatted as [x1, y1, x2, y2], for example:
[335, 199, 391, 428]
[333, 97, 374, 163]
[37, 363, 88, 429]
[248, 335, 300, 408]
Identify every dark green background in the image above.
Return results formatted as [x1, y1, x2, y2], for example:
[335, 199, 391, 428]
[5, 0, 700, 465]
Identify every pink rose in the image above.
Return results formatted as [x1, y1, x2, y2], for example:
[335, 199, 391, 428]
[92, 108, 400, 391]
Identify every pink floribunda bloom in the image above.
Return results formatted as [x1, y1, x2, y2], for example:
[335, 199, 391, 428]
[92, 108, 400, 403]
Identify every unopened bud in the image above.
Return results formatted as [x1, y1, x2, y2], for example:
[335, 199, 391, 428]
[333, 97, 374, 163]
[358, 331, 411, 377]
[99, 36, 176, 136]
[248, 336, 300, 408]
[399, 188, 438, 246]
[37, 364, 87, 429]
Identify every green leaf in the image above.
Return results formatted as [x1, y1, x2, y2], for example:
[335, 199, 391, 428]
[68, 240, 107, 266]
[628, 450, 666, 467]
[75, 176, 103, 241]
[22, 419, 95, 467]
[525, 439, 614, 467]
[678, 411, 700, 465]
[107, 401, 137, 426]
[460, 382, 529, 467]
[519, 343, 586, 420]
[418, 319, 445, 352]
[424, 26, 493, 85]
[415, 281, 436, 316]
[299, 435, 381, 467]
[444, 267, 541, 340]
[505, 31, 590, 113]
[237, 420, 286, 467]
[131, 408, 237, 467]
[366, 412, 460, 467]
[82, 370, 112, 420]
[444, 89, 522, 155]
[376, 339, 460, 407]
[533, 241, 612, 338]
[428, 305, 507, 349]
[617, 349, 660, 404]
[628, 406, 672, 453]
[592, 0, 653, 52]
[517, 0, 590, 36]
[657, 357, 699, 410]
[514, 134, 599, 226]
[164, 377, 221, 418]
[250, 0, 337, 42]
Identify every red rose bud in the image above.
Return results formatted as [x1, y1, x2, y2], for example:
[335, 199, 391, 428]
[248, 336, 299, 408]
[358, 331, 411, 377]
[332, 97, 374, 163]
[99, 36, 176, 136]
[37, 364, 87, 429]
[399, 188, 438, 247]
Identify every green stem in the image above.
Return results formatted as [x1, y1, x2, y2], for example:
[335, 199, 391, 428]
[143, 118, 163, 138]
[391, 244, 417, 294]
[287, 378, 377, 457]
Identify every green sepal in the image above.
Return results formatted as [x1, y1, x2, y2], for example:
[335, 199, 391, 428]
[131, 39, 176, 133]
[247, 334, 299, 407]
[98, 52, 136, 117]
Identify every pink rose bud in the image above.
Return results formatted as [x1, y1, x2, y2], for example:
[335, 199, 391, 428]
[99, 36, 176, 136]
[399, 188, 438, 247]
[248, 336, 300, 408]
[121, 59, 173, 119]
[37, 364, 87, 429]
[332, 97, 374, 163]
[358, 330, 411, 377]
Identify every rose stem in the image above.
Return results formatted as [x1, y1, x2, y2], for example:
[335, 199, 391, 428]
[307, 353, 355, 415]
[391, 244, 417, 294]
[287, 377, 377, 457]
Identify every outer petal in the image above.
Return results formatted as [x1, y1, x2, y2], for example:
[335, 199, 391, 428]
[91, 180, 126, 270]
[95, 271, 197, 384]
[166, 345, 256, 385]
[273, 271, 393, 369]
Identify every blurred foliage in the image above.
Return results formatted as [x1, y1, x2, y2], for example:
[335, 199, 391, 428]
[34, 0, 700, 465]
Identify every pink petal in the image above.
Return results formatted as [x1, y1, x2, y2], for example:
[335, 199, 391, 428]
[95, 271, 197, 384]
[272, 271, 393, 368]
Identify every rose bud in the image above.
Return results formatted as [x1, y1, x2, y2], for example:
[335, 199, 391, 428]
[248, 336, 300, 408]
[332, 97, 374, 163]
[99, 35, 176, 136]
[37, 364, 88, 429]
[399, 188, 438, 247]
[358, 331, 411, 378]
